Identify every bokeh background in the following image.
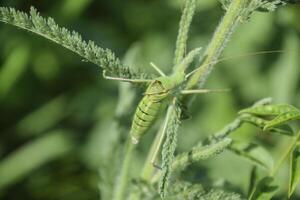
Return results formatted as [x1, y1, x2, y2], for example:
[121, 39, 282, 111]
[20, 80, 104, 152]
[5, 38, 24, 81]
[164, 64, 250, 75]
[0, 0, 299, 199]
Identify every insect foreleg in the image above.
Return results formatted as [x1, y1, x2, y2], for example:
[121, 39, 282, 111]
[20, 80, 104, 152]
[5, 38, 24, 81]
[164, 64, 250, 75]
[180, 88, 230, 95]
[102, 70, 152, 83]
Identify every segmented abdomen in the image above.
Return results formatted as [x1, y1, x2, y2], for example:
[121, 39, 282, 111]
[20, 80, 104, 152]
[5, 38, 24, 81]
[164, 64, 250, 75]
[130, 95, 163, 144]
[130, 80, 168, 144]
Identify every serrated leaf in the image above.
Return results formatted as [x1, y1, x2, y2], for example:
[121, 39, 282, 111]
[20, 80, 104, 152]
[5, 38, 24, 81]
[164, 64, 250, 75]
[288, 143, 300, 198]
[240, 114, 294, 136]
[239, 104, 298, 116]
[264, 111, 300, 130]
[249, 176, 278, 200]
[229, 142, 273, 170]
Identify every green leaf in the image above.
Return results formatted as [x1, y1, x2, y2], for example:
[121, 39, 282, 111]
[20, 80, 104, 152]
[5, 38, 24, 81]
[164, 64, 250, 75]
[249, 176, 278, 200]
[168, 180, 204, 200]
[264, 111, 300, 130]
[229, 141, 273, 171]
[0, 130, 74, 190]
[168, 181, 244, 200]
[248, 167, 258, 197]
[0, 7, 147, 79]
[240, 114, 294, 136]
[239, 104, 300, 135]
[200, 189, 244, 200]
[255, 0, 284, 12]
[0, 44, 30, 98]
[239, 104, 298, 116]
[288, 143, 300, 198]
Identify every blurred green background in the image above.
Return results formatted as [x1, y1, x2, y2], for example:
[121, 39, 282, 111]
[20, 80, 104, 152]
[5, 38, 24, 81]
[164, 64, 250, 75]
[0, 0, 299, 199]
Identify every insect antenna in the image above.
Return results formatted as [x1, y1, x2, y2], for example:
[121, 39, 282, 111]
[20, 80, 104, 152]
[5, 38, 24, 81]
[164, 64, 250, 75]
[185, 50, 287, 79]
[150, 62, 166, 77]
[180, 88, 230, 95]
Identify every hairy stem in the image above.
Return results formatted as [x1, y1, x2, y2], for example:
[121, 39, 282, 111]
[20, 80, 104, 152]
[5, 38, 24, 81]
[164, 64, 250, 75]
[186, 0, 248, 89]
[112, 138, 135, 200]
[128, 107, 173, 200]
[173, 0, 196, 67]
[140, 106, 173, 182]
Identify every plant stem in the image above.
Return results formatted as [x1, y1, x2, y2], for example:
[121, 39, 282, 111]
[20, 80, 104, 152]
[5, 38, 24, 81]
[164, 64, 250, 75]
[269, 130, 300, 177]
[140, 106, 173, 182]
[186, 0, 247, 89]
[128, 0, 253, 198]
[128, 107, 173, 200]
[112, 138, 135, 200]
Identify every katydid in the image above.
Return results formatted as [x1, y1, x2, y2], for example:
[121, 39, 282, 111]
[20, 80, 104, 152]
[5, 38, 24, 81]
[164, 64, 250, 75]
[103, 48, 228, 144]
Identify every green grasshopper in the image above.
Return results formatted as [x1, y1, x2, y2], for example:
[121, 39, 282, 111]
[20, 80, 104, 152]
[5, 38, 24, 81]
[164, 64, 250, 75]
[103, 48, 228, 145]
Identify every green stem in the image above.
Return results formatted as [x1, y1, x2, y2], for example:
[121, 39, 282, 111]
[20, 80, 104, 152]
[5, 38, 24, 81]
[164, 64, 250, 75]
[186, 0, 247, 89]
[140, 106, 173, 182]
[269, 130, 300, 177]
[112, 138, 135, 200]
[128, 107, 173, 200]
[128, 127, 165, 200]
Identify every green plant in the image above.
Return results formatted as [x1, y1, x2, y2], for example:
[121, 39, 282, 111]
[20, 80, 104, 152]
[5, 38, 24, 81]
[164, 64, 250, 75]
[0, 0, 300, 199]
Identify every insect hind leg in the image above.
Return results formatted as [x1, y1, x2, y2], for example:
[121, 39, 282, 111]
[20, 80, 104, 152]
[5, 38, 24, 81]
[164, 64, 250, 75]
[180, 88, 230, 95]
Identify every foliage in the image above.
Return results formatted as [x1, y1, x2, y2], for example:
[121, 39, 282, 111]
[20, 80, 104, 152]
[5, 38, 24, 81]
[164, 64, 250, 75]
[289, 143, 300, 197]
[0, 6, 147, 79]
[0, 0, 299, 200]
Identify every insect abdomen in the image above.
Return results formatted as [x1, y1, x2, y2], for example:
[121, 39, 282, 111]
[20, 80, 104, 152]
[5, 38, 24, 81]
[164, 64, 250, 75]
[130, 85, 171, 144]
[130, 79, 170, 144]
[130, 96, 163, 144]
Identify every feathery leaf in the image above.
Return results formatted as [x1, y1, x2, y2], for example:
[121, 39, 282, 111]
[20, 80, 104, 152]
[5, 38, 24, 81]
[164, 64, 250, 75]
[169, 180, 205, 200]
[172, 138, 232, 171]
[240, 0, 285, 20]
[169, 181, 244, 200]
[201, 189, 244, 200]
[175, 47, 201, 74]
[173, 0, 196, 67]
[0, 7, 147, 79]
